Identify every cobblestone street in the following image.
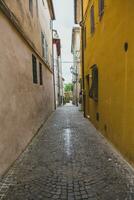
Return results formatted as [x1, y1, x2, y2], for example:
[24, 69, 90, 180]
[0, 105, 134, 200]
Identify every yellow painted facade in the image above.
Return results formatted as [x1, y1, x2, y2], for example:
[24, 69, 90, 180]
[83, 0, 89, 15]
[83, 0, 134, 165]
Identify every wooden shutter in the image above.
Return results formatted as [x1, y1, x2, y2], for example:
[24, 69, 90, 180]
[32, 55, 38, 84]
[90, 5, 95, 34]
[39, 63, 43, 85]
[89, 65, 98, 102]
[99, 0, 104, 19]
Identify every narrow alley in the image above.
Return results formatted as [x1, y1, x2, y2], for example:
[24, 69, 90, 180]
[0, 105, 134, 200]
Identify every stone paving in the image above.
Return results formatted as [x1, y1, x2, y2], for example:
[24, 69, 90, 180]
[0, 105, 134, 200]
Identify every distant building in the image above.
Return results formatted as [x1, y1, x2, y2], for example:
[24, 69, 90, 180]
[0, 0, 55, 176]
[53, 30, 64, 108]
[71, 26, 81, 106]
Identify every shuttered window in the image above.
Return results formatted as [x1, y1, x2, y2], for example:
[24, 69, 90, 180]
[39, 63, 43, 85]
[99, 0, 104, 20]
[41, 32, 48, 62]
[41, 32, 45, 58]
[32, 55, 38, 84]
[90, 5, 95, 34]
[89, 65, 98, 102]
[42, 0, 45, 6]
[29, 0, 33, 16]
[36, 0, 38, 17]
[44, 39, 48, 61]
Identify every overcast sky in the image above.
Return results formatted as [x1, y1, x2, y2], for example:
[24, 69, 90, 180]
[53, 0, 74, 83]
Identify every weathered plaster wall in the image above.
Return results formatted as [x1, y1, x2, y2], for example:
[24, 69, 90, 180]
[3, 0, 53, 66]
[0, 11, 54, 176]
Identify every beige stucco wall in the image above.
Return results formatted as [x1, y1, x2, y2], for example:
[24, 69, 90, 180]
[0, 11, 54, 176]
[4, 0, 53, 66]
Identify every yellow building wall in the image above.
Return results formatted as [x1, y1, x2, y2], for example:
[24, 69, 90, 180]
[83, 0, 89, 15]
[83, 0, 134, 165]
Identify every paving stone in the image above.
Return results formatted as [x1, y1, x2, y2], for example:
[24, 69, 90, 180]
[0, 105, 133, 200]
[81, 194, 88, 199]
[52, 194, 60, 199]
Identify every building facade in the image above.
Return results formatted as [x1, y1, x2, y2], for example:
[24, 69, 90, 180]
[0, 0, 55, 176]
[53, 30, 64, 108]
[75, 0, 134, 166]
[71, 27, 81, 106]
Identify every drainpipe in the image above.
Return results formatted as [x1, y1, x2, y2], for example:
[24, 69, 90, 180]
[80, 0, 86, 117]
[52, 25, 56, 110]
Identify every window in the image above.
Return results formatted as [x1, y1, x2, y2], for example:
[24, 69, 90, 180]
[41, 32, 45, 58]
[42, 0, 45, 6]
[39, 63, 43, 85]
[36, 0, 38, 17]
[50, 20, 53, 30]
[99, 0, 104, 20]
[41, 32, 48, 61]
[44, 39, 48, 61]
[32, 55, 38, 84]
[89, 65, 98, 101]
[90, 5, 95, 34]
[50, 54, 53, 70]
[29, 0, 33, 16]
